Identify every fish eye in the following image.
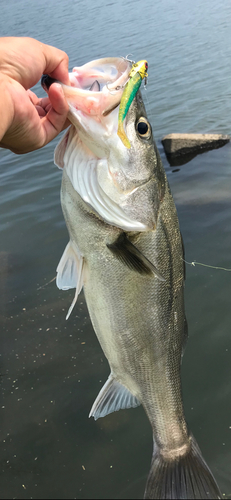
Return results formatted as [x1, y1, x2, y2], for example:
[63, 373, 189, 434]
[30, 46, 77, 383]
[136, 118, 151, 139]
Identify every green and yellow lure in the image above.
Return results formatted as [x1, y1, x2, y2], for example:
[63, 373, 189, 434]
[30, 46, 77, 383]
[117, 59, 148, 149]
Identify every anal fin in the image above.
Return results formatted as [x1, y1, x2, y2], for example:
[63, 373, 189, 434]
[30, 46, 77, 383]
[89, 374, 140, 420]
[107, 233, 165, 281]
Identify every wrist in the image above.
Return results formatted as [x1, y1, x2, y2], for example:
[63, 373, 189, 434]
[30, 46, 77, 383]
[0, 75, 14, 143]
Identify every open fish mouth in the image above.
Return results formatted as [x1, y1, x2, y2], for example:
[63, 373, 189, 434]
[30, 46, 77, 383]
[42, 57, 153, 233]
[41, 57, 131, 117]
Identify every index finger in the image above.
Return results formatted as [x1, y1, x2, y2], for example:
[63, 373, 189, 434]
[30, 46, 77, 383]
[41, 42, 70, 86]
[0, 38, 70, 89]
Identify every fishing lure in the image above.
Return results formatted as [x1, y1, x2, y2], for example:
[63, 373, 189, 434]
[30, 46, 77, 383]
[117, 60, 148, 148]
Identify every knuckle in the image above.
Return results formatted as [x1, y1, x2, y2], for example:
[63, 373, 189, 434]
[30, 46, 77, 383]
[62, 51, 69, 65]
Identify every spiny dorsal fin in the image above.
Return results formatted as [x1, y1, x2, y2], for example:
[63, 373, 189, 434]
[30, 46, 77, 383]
[89, 374, 140, 420]
[107, 233, 165, 281]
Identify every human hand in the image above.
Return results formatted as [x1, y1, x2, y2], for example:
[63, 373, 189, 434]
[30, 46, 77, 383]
[0, 37, 70, 154]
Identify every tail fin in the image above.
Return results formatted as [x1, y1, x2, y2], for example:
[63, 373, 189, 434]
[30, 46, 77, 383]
[144, 436, 221, 499]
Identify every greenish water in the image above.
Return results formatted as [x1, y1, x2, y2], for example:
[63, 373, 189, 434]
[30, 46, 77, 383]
[1, 0, 231, 497]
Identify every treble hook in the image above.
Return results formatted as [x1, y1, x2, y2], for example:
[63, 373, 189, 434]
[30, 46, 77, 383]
[119, 54, 135, 65]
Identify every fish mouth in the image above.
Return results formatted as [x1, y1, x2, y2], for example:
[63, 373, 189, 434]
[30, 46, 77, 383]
[41, 57, 131, 117]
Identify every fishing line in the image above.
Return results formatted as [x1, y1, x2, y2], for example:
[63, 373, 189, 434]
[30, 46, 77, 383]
[143, 82, 151, 114]
[182, 258, 231, 272]
[37, 276, 56, 290]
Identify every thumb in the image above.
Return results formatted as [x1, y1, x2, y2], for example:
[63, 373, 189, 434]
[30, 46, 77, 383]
[41, 82, 69, 145]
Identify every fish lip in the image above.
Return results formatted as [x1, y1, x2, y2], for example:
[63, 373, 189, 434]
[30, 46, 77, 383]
[41, 57, 131, 117]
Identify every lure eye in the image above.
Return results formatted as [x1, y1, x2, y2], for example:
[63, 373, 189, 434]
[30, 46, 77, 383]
[136, 118, 151, 139]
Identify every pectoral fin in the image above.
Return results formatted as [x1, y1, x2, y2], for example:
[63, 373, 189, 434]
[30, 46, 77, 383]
[107, 233, 165, 280]
[89, 374, 140, 420]
[56, 241, 85, 319]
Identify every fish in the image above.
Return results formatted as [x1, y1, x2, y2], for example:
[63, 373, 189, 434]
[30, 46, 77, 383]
[42, 57, 221, 499]
[117, 59, 148, 148]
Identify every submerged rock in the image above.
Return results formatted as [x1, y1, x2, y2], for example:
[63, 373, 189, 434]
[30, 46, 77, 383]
[161, 133, 230, 166]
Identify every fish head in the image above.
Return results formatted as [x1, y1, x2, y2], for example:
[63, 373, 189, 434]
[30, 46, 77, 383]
[42, 58, 164, 231]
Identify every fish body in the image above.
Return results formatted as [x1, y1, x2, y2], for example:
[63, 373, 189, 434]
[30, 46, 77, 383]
[117, 60, 148, 148]
[42, 57, 221, 499]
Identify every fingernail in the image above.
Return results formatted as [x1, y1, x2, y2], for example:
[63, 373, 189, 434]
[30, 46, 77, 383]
[53, 83, 63, 93]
